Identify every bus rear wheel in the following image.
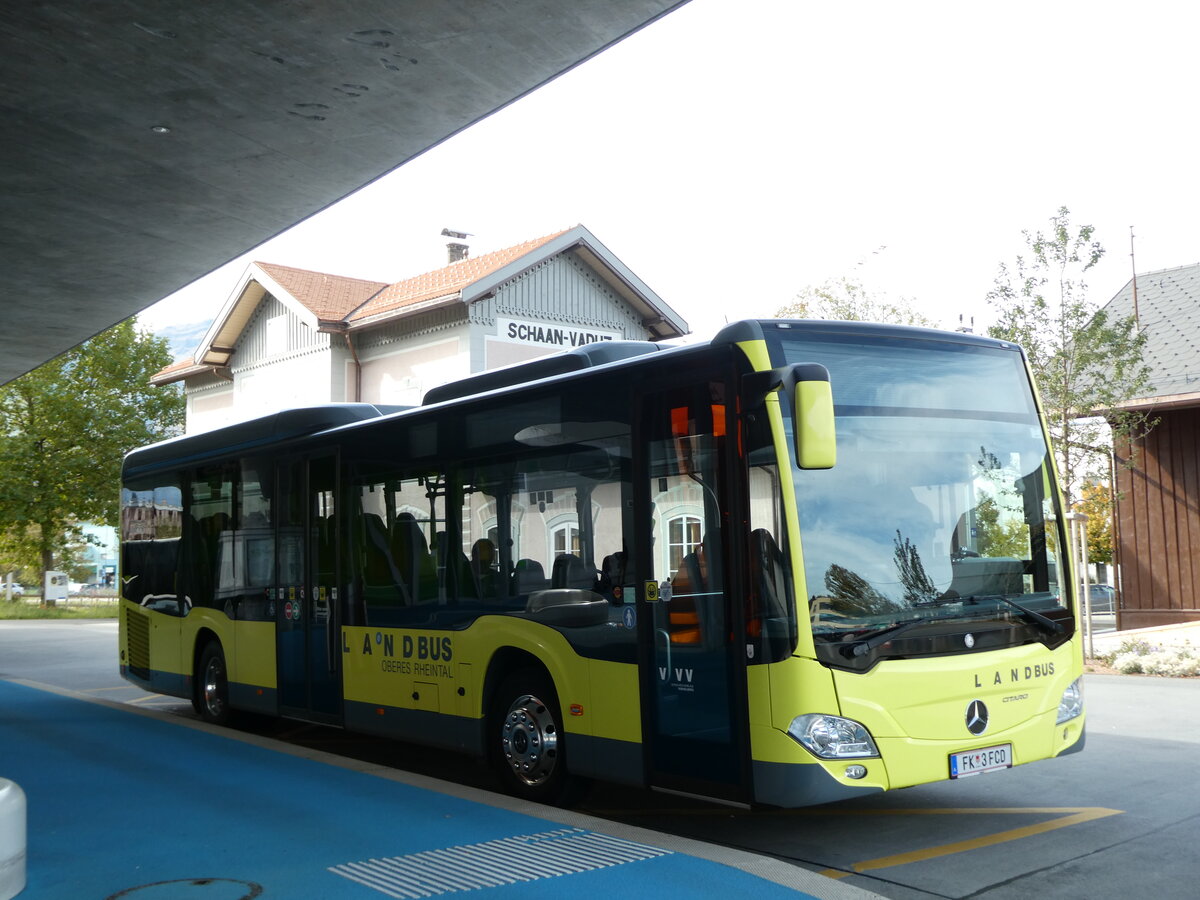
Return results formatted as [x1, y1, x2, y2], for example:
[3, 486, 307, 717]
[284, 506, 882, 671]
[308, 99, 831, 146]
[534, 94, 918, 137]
[489, 669, 582, 805]
[195, 641, 231, 725]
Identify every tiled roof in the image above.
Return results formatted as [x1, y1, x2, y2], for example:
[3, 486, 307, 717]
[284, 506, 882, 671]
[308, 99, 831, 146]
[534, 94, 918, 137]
[149, 355, 214, 386]
[347, 229, 570, 323]
[155, 356, 197, 377]
[1100, 262, 1200, 403]
[254, 262, 388, 323]
[153, 225, 686, 386]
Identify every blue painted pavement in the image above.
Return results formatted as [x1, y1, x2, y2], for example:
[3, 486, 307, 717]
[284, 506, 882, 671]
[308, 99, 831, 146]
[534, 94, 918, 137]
[0, 680, 821, 898]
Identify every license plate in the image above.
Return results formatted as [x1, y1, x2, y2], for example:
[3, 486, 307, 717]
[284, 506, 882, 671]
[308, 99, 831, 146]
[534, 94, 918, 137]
[949, 743, 1012, 778]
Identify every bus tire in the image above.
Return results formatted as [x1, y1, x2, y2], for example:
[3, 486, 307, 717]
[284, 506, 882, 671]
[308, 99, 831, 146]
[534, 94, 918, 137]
[489, 668, 583, 806]
[195, 641, 231, 725]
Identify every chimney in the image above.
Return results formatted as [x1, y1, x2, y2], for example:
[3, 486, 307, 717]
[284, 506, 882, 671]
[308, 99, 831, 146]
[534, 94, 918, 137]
[441, 228, 471, 264]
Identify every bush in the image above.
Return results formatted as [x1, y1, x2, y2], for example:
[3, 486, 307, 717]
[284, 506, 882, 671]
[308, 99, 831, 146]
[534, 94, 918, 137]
[1106, 639, 1200, 676]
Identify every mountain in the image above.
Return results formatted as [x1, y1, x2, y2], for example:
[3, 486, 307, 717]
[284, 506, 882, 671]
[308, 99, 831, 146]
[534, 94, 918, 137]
[156, 320, 211, 362]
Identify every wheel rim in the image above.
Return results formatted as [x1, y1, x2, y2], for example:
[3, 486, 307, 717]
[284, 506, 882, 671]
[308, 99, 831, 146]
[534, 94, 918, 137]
[203, 654, 226, 719]
[500, 692, 558, 786]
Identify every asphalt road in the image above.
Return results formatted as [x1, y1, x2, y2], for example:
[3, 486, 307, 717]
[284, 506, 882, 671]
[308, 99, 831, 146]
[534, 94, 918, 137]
[3, 620, 1198, 899]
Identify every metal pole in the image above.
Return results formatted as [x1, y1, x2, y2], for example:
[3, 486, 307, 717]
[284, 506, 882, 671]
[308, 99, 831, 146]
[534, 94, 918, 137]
[1064, 512, 1091, 658]
[1130, 226, 1140, 330]
[1079, 512, 1092, 659]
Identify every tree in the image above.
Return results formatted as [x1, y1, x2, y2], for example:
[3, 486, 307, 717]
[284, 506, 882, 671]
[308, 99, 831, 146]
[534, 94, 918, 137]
[822, 563, 903, 616]
[1076, 480, 1112, 566]
[986, 207, 1153, 507]
[972, 496, 1031, 560]
[894, 532, 938, 605]
[777, 249, 939, 327]
[0, 320, 184, 602]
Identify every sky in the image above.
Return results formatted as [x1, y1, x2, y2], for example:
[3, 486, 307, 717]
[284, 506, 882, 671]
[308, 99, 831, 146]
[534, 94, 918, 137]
[139, 0, 1200, 347]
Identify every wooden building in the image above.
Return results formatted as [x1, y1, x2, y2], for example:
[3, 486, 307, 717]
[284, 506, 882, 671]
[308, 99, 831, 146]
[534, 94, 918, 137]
[1101, 263, 1200, 628]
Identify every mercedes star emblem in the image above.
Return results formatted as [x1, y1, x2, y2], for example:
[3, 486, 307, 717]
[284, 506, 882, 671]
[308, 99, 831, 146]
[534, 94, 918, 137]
[966, 699, 989, 735]
[964, 633, 975, 649]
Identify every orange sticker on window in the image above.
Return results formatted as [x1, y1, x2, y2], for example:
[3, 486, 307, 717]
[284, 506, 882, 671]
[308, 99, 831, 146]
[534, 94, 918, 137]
[670, 406, 689, 436]
[711, 404, 726, 437]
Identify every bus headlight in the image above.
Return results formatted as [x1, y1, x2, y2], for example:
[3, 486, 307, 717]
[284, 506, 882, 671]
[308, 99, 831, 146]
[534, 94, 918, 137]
[787, 713, 879, 759]
[1056, 677, 1084, 724]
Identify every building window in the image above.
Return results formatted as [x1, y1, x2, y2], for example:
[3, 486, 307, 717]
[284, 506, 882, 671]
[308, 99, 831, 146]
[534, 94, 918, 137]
[667, 514, 702, 575]
[552, 523, 580, 557]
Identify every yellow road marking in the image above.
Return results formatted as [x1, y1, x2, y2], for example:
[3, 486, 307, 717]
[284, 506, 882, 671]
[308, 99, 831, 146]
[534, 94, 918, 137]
[816, 807, 1123, 879]
[126, 693, 181, 706]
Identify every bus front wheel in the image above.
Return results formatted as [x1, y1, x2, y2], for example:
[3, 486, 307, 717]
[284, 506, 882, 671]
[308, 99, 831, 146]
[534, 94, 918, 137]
[195, 641, 231, 725]
[489, 669, 582, 805]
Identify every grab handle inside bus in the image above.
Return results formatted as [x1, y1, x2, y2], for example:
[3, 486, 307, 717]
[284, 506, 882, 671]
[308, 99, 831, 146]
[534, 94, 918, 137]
[744, 362, 836, 470]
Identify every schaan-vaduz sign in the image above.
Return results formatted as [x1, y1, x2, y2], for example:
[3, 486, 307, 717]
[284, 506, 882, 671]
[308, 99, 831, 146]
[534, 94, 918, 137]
[496, 316, 620, 350]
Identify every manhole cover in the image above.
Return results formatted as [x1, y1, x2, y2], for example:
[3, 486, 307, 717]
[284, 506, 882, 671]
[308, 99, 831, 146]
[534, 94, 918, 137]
[106, 878, 262, 899]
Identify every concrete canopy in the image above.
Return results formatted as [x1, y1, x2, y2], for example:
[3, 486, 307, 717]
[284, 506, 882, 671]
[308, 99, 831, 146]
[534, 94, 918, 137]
[0, 0, 687, 386]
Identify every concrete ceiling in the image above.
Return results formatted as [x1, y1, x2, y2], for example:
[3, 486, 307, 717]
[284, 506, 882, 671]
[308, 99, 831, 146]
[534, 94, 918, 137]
[0, 0, 686, 386]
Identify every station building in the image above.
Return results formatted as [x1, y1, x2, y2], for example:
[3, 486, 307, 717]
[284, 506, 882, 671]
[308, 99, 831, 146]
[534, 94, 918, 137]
[152, 225, 688, 434]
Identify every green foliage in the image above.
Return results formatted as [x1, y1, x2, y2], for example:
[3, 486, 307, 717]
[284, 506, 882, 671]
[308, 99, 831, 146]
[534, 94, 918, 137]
[0, 600, 118, 620]
[1077, 480, 1113, 564]
[0, 320, 184, 590]
[893, 532, 938, 605]
[972, 496, 1030, 559]
[777, 249, 938, 327]
[822, 563, 903, 616]
[986, 207, 1154, 506]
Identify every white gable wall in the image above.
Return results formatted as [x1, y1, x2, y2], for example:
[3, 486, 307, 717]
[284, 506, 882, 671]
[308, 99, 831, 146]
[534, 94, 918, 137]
[183, 293, 335, 433]
[471, 253, 645, 373]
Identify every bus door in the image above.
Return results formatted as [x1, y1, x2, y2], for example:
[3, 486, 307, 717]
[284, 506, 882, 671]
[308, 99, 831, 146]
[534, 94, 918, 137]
[636, 378, 749, 801]
[276, 453, 342, 723]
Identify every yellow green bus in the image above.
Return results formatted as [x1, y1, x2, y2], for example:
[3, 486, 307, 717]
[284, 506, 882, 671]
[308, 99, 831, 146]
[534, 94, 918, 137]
[119, 319, 1085, 806]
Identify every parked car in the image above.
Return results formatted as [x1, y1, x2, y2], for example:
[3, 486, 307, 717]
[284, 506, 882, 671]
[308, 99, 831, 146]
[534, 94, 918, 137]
[4, 583, 23, 597]
[1084, 583, 1116, 613]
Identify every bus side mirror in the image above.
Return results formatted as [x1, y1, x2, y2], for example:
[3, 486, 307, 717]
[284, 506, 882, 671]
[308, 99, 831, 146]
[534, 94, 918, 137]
[792, 364, 836, 470]
[743, 362, 836, 469]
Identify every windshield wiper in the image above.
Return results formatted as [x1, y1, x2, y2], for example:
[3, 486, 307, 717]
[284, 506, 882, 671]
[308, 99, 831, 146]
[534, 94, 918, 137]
[845, 618, 927, 658]
[961, 594, 1064, 637]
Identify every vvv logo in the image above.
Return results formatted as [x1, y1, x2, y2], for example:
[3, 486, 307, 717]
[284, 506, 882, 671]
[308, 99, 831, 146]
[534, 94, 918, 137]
[658, 666, 695, 692]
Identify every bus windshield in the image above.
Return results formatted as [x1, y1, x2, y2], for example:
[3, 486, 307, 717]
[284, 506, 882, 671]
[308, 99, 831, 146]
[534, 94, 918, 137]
[774, 328, 1070, 658]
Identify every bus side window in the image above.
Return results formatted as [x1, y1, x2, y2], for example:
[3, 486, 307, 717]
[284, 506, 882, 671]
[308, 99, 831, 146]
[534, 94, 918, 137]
[392, 512, 436, 604]
[598, 552, 627, 602]
[552, 553, 596, 591]
[470, 539, 500, 602]
[184, 464, 238, 613]
[360, 511, 411, 611]
[669, 542, 706, 644]
[747, 459, 797, 662]
[120, 477, 184, 615]
[512, 559, 548, 595]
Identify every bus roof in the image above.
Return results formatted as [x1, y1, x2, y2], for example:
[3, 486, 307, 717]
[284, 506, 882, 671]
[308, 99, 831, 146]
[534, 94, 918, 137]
[122, 403, 408, 479]
[124, 319, 1019, 478]
[421, 340, 665, 406]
